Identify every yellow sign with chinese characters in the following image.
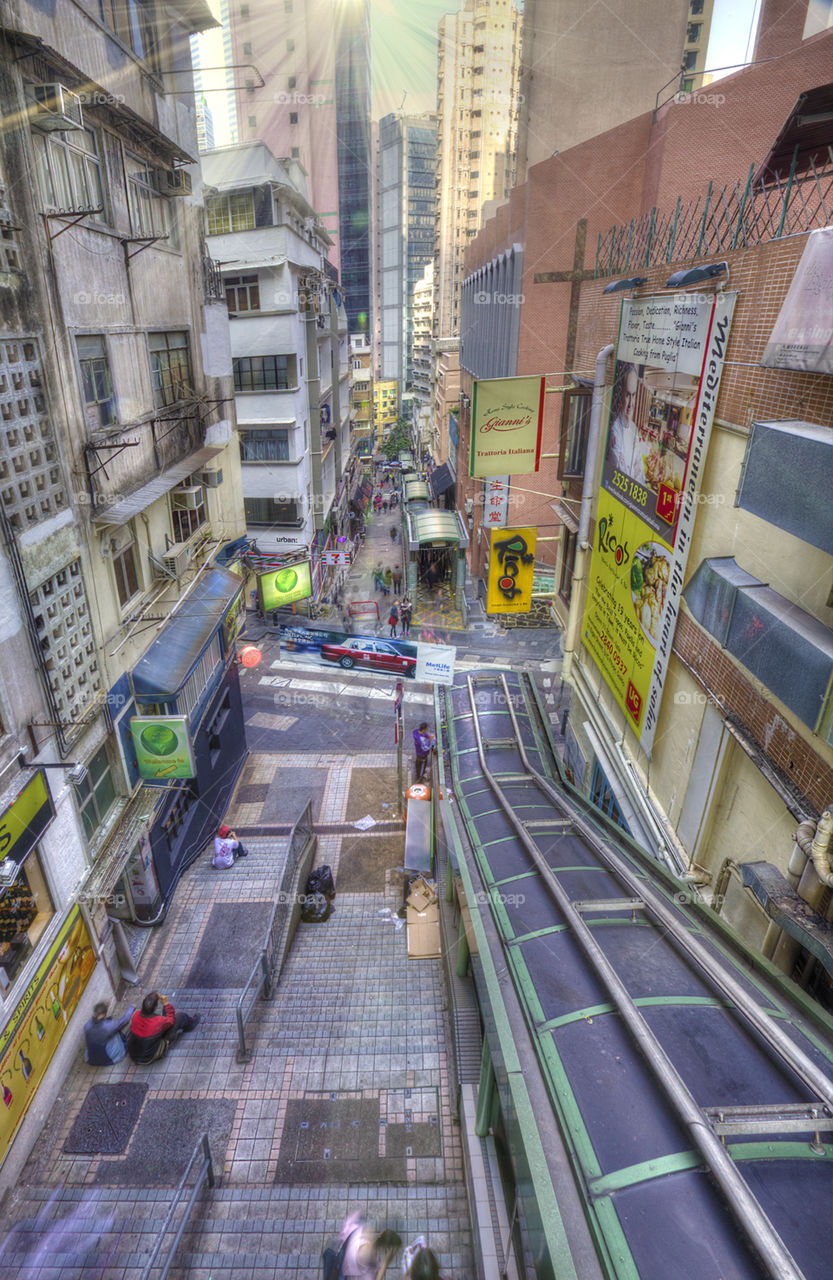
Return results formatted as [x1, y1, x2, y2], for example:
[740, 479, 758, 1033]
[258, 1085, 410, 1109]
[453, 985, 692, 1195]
[486, 528, 537, 614]
[470, 377, 545, 477]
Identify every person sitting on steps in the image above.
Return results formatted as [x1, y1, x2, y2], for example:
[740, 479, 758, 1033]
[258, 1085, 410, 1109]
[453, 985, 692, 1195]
[127, 992, 200, 1064]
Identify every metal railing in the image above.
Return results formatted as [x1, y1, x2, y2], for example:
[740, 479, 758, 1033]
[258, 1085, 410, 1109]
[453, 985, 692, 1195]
[234, 801, 317, 1061]
[594, 148, 833, 277]
[235, 902, 277, 1062]
[139, 1133, 214, 1280]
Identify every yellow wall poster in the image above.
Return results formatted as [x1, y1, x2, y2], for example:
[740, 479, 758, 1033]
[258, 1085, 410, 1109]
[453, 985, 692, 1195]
[582, 492, 671, 734]
[470, 376, 545, 478]
[584, 290, 736, 753]
[0, 908, 95, 1166]
[486, 528, 537, 614]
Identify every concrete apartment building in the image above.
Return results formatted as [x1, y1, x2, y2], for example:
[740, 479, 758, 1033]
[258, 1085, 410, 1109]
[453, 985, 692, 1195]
[411, 262, 434, 457]
[0, 0, 247, 1186]
[434, 0, 522, 345]
[349, 332, 373, 457]
[459, 22, 833, 1000]
[203, 144, 350, 597]
[373, 379, 399, 439]
[225, 0, 372, 335]
[376, 112, 437, 395]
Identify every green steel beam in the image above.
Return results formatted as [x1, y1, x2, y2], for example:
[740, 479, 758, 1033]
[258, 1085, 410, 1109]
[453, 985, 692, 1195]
[590, 1150, 702, 1197]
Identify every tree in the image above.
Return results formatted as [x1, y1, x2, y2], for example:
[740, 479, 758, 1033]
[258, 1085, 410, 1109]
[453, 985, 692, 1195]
[382, 421, 411, 459]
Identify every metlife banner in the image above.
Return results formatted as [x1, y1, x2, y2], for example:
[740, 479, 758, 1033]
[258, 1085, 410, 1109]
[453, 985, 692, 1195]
[582, 291, 737, 754]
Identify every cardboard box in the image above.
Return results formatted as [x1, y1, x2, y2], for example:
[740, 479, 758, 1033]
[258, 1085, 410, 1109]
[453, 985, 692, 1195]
[406, 902, 441, 958]
[406, 876, 437, 914]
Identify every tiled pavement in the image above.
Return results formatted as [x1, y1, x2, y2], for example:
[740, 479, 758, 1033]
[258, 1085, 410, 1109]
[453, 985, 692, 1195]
[0, 791, 474, 1278]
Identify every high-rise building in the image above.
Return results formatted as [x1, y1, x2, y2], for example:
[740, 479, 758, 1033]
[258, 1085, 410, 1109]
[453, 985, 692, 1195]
[515, 0, 698, 172]
[195, 95, 215, 151]
[335, 0, 372, 335]
[377, 113, 437, 395]
[434, 0, 522, 344]
[226, 0, 372, 320]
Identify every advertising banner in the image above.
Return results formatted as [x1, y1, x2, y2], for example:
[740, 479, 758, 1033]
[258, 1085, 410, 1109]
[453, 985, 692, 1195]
[0, 908, 95, 1167]
[483, 477, 511, 529]
[0, 772, 55, 872]
[130, 716, 196, 780]
[277, 626, 456, 685]
[582, 291, 736, 753]
[470, 376, 545, 477]
[259, 560, 313, 611]
[486, 528, 537, 614]
[221, 587, 245, 654]
[760, 227, 833, 374]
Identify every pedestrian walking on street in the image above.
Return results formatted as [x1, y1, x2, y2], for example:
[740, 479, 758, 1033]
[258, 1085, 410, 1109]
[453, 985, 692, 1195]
[390, 525, 397, 543]
[400, 597, 412, 635]
[383, 567, 393, 595]
[382, 497, 389, 514]
[413, 722, 436, 781]
[393, 568, 402, 594]
[388, 601, 400, 637]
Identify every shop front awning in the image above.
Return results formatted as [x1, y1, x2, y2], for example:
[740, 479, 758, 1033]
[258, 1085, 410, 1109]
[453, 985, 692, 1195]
[429, 462, 456, 499]
[405, 481, 431, 503]
[92, 447, 225, 526]
[132, 565, 243, 700]
[410, 509, 468, 548]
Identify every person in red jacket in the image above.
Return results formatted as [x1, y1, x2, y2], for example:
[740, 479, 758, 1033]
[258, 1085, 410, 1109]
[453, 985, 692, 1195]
[127, 992, 200, 1064]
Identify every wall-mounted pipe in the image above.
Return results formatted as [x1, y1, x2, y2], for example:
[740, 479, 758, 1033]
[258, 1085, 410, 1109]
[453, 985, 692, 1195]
[794, 809, 833, 889]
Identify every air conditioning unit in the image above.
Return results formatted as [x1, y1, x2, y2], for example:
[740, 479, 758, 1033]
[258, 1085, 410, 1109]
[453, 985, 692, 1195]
[30, 84, 84, 133]
[171, 486, 203, 510]
[200, 468, 223, 488]
[153, 168, 193, 197]
[159, 543, 191, 578]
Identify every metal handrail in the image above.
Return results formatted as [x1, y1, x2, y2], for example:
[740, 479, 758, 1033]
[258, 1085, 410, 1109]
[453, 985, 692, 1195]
[235, 902, 277, 1062]
[465, 674, 812, 1280]
[139, 1133, 214, 1280]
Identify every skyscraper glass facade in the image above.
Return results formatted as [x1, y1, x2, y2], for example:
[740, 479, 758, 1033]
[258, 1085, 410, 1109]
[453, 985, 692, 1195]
[335, 0, 372, 335]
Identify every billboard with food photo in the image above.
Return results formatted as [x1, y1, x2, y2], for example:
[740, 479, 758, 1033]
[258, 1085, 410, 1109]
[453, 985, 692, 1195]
[583, 291, 736, 753]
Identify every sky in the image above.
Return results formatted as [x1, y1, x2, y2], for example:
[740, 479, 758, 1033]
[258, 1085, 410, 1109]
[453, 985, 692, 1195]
[195, 0, 763, 149]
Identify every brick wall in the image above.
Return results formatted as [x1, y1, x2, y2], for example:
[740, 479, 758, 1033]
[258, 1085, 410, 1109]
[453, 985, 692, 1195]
[674, 611, 833, 817]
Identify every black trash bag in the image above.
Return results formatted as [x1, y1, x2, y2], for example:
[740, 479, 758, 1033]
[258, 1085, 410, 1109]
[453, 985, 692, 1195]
[300, 891, 331, 923]
[306, 865, 336, 898]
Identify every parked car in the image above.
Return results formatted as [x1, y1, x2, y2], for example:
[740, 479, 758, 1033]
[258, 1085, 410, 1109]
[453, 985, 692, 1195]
[320, 636, 417, 676]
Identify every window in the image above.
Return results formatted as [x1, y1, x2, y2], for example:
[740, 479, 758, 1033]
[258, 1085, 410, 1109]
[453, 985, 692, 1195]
[240, 428, 290, 461]
[558, 526, 578, 606]
[240, 3, 249, 14]
[74, 744, 118, 842]
[243, 41, 252, 54]
[244, 496, 301, 524]
[559, 388, 592, 478]
[206, 191, 255, 235]
[291, 147, 300, 158]
[225, 273, 260, 313]
[245, 79, 255, 94]
[683, 51, 698, 70]
[0, 854, 53, 992]
[171, 485, 206, 542]
[287, 38, 295, 51]
[233, 354, 294, 391]
[127, 154, 175, 243]
[98, 0, 160, 73]
[288, 76, 297, 89]
[290, 112, 298, 124]
[687, 22, 701, 41]
[681, 78, 694, 93]
[76, 335, 115, 428]
[284, 0, 293, 9]
[177, 637, 221, 719]
[113, 531, 140, 606]
[148, 331, 191, 407]
[248, 116, 257, 129]
[34, 127, 104, 214]
[690, 0, 704, 12]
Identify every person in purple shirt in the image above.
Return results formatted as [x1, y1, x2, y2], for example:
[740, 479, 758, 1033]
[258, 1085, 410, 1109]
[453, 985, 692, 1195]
[84, 1001, 135, 1066]
[413, 723, 436, 781]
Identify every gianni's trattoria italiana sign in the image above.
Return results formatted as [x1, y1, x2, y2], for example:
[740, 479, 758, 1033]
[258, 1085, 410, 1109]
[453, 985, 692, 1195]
[470, 376, 545, 478]
[582, 291, 736, 754]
